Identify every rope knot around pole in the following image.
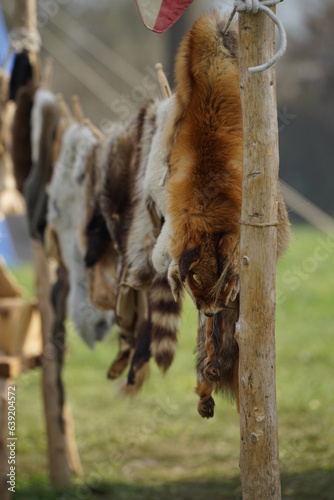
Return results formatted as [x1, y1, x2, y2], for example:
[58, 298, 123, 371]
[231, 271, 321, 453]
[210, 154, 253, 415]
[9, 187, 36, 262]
[223, 0, 287, 74]
[236, 0, 261, 14]
[10, 28, 42, 54]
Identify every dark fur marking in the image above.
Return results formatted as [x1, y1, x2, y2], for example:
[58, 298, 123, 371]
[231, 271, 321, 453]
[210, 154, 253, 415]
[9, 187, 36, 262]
[151, 325, 177, 343]
[221, 31, 238, 59]
[85, 202, 112, 267]
[9, 51, 33, 101]
[179, 247, 199, 282]
[151, 299, 181, 315]
[127, 317, 152, 385]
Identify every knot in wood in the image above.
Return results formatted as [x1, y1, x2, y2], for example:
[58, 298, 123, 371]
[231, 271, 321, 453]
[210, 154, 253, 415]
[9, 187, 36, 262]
[251, 432, 260, 444]
[242, 256, 250, 266]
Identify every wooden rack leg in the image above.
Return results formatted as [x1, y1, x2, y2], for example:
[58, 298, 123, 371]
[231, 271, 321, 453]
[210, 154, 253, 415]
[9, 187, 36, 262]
[63, 405, 83, 476]
[31, 240, 72, 488]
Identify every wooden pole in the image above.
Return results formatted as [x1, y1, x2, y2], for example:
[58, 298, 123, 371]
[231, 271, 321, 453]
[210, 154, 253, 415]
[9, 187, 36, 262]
[236, 7, 282, 499]
[13, 0, 37, 31]
[13, 0, 40, 85]
[12, 0, 79, 488]
[31, 241, 72, 488]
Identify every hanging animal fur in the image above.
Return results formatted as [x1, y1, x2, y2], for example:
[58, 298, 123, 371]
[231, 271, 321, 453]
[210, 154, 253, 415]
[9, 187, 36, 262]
[47, 122, 114, 348]
[11, 81, 36, 193]
[161, 11, 291, 417]
[24, 88, 60, 241]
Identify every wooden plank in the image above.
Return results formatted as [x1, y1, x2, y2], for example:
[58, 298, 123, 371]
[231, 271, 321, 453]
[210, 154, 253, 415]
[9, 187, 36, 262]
[0, 358, 21, 379]
[0, 298, 35, 355]
[236, 7, 282, 499]
[0, 264, 23, 300]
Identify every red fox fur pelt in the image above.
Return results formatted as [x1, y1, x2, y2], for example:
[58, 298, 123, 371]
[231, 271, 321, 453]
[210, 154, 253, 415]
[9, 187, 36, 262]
[166, 12, 243, 315]
[162, 12, 291, 417]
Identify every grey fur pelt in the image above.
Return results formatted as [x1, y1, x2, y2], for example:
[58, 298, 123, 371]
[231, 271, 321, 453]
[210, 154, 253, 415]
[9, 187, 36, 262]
[47, 123, 114, 348]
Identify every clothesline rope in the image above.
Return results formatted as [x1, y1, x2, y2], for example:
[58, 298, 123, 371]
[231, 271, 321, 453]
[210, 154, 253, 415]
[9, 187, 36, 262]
[223, 0, 287, 74]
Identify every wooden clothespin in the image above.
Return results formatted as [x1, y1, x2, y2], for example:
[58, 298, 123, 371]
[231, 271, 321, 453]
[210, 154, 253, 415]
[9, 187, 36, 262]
[155, 63, 172, 100]
[83, 119, 104, 142]
[41, 57, 53, 90]
[71, 95, 85, 125]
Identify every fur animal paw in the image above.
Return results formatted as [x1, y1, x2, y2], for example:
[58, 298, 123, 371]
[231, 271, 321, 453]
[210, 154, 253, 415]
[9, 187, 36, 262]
[224, 271, 240, 305]
[203, 358, 222, 383]
[198, 396, 215, 419]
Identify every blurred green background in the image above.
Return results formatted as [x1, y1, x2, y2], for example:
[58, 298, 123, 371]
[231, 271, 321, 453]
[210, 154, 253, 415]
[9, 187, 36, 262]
[10, 226, 334, 499]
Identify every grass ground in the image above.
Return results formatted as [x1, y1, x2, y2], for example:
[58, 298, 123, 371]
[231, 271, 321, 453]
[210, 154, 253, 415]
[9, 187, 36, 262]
[8, 226, 334, 499]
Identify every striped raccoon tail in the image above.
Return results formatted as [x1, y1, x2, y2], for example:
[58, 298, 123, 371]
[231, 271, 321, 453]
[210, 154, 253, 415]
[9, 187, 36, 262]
[150, 273, 183, 373]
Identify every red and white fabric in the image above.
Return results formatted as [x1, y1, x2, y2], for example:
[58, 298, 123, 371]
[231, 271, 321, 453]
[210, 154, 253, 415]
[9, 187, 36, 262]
[135, 0, 194, 33]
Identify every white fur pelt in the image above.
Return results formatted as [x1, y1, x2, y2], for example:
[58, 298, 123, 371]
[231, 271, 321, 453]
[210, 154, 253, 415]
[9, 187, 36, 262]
[152, 216, 173, 275]
[31, 89, 57, 164]
[125, 99, 159, 289]
[47, 123, 114, 348]
[143, 96, 175, 216]
[145, 96, 176, 275]
[125, 97, 179, 288]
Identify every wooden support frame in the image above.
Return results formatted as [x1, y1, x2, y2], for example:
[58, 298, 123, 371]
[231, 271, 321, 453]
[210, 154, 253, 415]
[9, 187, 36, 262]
[7, 0, 82, 488]
[236, 7, 282, 499]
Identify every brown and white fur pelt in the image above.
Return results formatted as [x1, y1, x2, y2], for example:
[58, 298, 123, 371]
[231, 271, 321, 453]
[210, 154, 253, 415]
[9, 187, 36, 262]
[47, 123, 114, 348]
[83, 142, 119, 311]
[82, 135, 134, 382]
[89, 114, 151, 389]
[160, 12, 291, 417]
[109, 104, 156, 387]
[24, 89, 60, 241]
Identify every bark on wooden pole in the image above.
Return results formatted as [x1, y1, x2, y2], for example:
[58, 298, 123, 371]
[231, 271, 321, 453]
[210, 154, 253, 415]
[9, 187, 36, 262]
[236, 7, 282, 499]
[31, 242, 72, 488]
[14, 0, 37, 30]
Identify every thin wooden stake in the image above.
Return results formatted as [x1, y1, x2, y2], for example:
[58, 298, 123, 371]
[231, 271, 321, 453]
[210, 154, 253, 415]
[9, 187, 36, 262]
[155, 63, 172, 99]
[83, 118, 104, 142]
[236, 7, 282, 499]
[71, 95, 85, 125]
[41, 57, 53, 90]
